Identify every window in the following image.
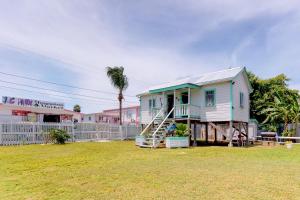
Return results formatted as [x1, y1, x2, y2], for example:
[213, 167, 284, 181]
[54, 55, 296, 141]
[205, 90, 215, 107]
[152, 99, 156, 108]
[181, 92, 188, 104]
[240, 92, 244, 108]
[148, 98, 156, 109]
[148, 99, 152, 109]
[88, 116, 92, 121]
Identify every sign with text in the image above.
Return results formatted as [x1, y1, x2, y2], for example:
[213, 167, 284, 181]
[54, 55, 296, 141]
[2, 96, 64, 110]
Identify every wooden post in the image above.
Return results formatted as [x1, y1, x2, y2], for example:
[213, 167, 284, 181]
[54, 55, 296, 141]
[205, 122, 208, 144]
[228, 121, 233, 147]
[162, 92, 165, 111]
[173, 90, 176, 118]
[193, 122, 197, 146]
[214, 125, 217, 144]
[173, 90, 176, 106]
[188, 119, 191, 145]
[245, 122, 249, 146]
[238, 122, 242, 147]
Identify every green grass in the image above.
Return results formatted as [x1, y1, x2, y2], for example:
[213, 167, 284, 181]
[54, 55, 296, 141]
[0, 142, 299, 200]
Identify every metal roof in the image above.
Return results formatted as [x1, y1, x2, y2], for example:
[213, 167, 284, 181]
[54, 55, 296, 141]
[138, 67, 247, 96]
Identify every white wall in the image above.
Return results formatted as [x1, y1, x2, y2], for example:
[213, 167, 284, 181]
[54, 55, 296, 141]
[248, 122, 258, 139]
[200, 82, 231, 122]
[190, 88, 201, 107]
[233, 71, 250, 122]
[82, 114, 96, 122]
[140, 93, 163, 124]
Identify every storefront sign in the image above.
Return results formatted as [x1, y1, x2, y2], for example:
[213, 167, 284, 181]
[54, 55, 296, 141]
[2, 96, 64, 110]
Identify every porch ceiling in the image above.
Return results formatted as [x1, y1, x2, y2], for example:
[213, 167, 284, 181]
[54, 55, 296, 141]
[149, 83, 200, 94]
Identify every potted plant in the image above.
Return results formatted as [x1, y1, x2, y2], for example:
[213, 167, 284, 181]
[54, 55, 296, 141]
[286, 141, 293, 149]
[166, 123, 190, 148]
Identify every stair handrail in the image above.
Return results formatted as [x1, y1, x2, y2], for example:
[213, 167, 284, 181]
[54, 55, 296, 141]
[140, 107, 164, 136]
[152, 107, 175, 137]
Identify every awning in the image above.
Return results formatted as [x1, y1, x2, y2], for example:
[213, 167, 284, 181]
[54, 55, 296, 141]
[149, 83, 200, 94]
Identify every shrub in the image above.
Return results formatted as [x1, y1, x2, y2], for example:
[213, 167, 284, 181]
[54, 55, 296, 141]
[282, 129, 296, 137]
[263, 124, 277, 132]
[174, 123, 190, 137]
[49, 129, 70, 144]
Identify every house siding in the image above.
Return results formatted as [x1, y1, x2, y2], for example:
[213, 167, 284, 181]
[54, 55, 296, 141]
[233, 72, 250, 122]
[140, 94, 163, 124]
[199, 82, 231, 122]
[139, 71, 251, 124]
[190, 88, 201, 107]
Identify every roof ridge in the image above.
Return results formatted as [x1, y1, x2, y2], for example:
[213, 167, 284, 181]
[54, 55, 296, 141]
[194, 66, 243, 77]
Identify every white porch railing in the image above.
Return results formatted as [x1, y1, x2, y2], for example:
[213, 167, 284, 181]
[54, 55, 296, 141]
[174, 104, 201, 119]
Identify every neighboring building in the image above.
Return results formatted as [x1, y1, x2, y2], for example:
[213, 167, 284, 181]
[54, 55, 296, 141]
[103, 106, 140, 126]
[0, 96, 82, 123]
[137, 67, 253, 147]
[82, 106, 140, 125]
[248, 119, 258, 140]
[82, 112, 120, 124]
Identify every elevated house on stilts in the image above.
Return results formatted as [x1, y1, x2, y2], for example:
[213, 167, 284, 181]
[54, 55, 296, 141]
[137, 67, 253, 148]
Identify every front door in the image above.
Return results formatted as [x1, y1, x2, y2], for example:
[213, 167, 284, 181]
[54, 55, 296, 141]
[167, 94, 174, 118]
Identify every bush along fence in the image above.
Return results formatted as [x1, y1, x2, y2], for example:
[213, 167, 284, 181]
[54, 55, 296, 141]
[0, 122, 141, 146]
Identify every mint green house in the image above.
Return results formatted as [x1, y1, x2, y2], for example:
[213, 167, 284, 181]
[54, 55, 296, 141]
[137, 67, 253, 148]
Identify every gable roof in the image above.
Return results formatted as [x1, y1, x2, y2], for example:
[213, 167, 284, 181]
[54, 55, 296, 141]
[138, 67, 252, 96]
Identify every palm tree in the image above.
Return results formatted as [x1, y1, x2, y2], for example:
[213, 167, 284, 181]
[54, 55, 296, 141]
[73, 104, 81, 113]
[289, 95, 300, 133]
[259, 92, 299, 134]
[106, 66, 128, 125]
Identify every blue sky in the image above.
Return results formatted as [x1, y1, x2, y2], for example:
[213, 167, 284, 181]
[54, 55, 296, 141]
[0, 0, 300, 113]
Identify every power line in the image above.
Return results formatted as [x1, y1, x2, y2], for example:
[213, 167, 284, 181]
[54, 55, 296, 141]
[0, 85, 136, 106]
[0, 71, 137, 98]
[0, 79, 137, 103]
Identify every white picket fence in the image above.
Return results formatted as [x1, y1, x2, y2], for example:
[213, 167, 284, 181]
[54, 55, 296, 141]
[0, 122, 141, 146]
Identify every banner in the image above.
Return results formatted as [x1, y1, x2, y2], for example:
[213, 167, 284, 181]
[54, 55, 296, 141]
[2, 96, 64, 110]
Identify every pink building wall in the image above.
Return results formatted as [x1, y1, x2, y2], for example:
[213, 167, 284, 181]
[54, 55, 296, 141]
[103, 106, 140, 126]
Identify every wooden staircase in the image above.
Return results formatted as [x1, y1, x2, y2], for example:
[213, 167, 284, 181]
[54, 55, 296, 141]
[139, 107, 174, 148]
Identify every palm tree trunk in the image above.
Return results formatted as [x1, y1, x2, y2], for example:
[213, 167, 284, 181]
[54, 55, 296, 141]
[119, 92, 123, 126]
[284, 121, 288, 132]
[119, 99, 122, 125]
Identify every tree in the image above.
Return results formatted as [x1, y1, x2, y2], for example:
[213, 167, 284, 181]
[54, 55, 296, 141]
[73, 104, 81, 112]
[106, 66, 129, 125]
[248, 71, 300, 133]
[259, 92, 293, 132]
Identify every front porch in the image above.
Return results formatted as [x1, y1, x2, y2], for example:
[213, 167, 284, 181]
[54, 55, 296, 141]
[149, 83, 202, 120]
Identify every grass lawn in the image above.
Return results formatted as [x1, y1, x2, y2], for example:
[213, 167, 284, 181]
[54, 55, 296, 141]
[0, 142, 299, 200]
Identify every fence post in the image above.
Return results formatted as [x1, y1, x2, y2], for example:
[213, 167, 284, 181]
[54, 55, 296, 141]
[72, 123, 75, 143]
[33, 123, 36, 144]
[0, 123, 2, 145]
[119, 125, 123, 140]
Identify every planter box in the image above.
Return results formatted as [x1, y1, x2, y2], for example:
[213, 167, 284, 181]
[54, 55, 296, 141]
[166, 137, 189, 148]
[135, 135, 145, 146]
[286, 143, 293, 149]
